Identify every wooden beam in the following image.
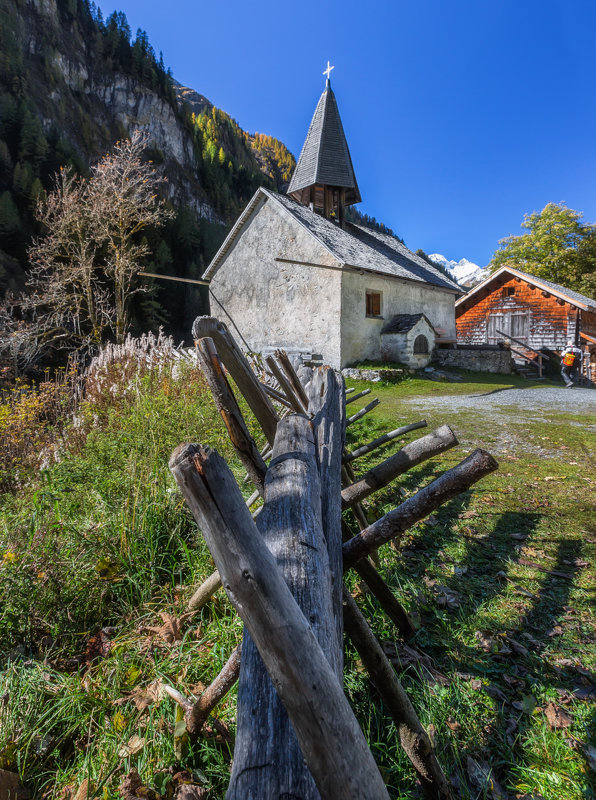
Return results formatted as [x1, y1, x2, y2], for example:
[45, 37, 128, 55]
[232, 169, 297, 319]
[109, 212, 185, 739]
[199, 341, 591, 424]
[347, 398, 380, 426]
[139, 271, 210, 286]
[192, 317, 279, 445]
[343, 421, 428, 463]
[195, 337, 267, 494]
[170, 441, 390, 800]
[342, 589, 452, 800]
[341, 425, 458, 510]
[342, 449, 499, 569]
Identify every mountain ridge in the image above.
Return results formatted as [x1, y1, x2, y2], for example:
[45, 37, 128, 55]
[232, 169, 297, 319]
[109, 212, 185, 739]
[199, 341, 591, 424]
[428, 253, 488, 286]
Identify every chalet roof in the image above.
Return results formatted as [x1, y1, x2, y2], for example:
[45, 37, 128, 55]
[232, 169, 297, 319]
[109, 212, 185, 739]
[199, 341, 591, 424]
[203, 188, 461, 293]
[456, 265, 596, 311]
[381, 313, 433, 335]
[287, 81, 361, 206]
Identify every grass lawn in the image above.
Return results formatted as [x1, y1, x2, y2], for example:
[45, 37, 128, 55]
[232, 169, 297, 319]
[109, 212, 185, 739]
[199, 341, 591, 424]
[0, 362, 594, 799]
[343, 372, 596, 799]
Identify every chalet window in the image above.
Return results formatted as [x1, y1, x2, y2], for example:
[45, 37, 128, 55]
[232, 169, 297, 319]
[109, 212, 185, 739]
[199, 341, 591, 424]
[365, 291, 382, 317]
[413, 334, 429, 354]
[502, 287, 515, 297]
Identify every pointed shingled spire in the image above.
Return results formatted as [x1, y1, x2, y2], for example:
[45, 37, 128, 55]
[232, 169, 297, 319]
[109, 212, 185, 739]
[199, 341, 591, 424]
[287, 77, 361, 211]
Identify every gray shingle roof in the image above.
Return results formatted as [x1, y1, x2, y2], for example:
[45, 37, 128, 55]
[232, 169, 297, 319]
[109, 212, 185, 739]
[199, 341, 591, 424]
[381, 313, 427, 334]
[287, 81, 361, 205]
[270, 191, 461, 291]
[456, 266, 596, 311]
[204, 188, 461, 293]
[509, 268, 596, 310]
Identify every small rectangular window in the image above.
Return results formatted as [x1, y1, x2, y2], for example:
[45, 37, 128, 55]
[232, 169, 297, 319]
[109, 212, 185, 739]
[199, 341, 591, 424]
[366, 291, 381, 317]
[502, 286, 515, 297]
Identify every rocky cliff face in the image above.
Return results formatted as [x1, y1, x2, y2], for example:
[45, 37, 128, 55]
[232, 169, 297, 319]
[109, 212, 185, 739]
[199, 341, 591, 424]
[0, 0, 295, 300]
[17, 0, 220, 221]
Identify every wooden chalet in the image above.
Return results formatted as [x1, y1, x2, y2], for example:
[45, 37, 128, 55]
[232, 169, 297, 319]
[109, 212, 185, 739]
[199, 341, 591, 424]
[455, 266, 596, 380]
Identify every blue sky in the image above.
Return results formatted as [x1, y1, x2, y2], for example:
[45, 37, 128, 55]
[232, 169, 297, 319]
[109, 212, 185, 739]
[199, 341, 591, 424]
[107, 0, 596, 266]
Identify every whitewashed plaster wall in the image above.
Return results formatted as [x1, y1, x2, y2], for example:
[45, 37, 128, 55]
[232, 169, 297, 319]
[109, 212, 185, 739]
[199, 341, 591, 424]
[209, 199, 343, 366]
[380, 318, 435, 367]
[340, 271, 457, 366]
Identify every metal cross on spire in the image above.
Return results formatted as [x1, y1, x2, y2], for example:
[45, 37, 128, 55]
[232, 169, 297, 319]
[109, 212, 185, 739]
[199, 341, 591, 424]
[323, 61, 334, 82]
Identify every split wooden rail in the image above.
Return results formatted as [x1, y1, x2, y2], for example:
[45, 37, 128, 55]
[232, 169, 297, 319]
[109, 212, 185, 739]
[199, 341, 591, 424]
[167, 316, 498, 799]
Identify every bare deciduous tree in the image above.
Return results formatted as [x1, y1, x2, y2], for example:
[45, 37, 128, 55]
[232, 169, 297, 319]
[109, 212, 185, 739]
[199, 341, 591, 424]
[89, 131, 174, 341]
[1, 130, 174, 372]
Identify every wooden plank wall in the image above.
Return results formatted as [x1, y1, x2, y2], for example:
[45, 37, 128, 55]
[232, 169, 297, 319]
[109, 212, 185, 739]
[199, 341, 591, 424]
[456, 275, 592, 351]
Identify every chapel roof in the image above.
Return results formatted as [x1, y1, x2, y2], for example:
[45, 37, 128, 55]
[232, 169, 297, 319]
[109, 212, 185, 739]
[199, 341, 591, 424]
[204, 188, 462, 293]
[287, 80, 361, 206]
[456, 265, 596, 311]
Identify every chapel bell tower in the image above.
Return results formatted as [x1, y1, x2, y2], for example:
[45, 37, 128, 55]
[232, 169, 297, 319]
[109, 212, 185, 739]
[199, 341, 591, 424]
[287, 63, 361, 228]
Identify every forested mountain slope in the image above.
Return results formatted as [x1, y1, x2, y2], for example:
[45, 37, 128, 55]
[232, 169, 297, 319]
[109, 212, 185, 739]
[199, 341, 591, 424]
[0, 0, 295, 337]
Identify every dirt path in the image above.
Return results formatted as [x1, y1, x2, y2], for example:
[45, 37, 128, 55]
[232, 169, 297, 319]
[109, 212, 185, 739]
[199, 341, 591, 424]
[404, 385, 596, 415]
[402, 385, 596, 459]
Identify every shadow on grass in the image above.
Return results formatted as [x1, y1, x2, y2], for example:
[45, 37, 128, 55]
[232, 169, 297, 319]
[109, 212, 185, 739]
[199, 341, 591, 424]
[414, 520, 587, 795]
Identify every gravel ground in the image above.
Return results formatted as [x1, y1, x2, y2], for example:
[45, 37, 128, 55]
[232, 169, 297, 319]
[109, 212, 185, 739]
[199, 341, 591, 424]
[401, 385, 596, 458]
[404, 385, 596, 415]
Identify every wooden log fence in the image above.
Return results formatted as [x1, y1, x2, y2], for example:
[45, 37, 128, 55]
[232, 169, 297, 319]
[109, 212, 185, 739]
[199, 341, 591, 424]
[165, 317, 499, 798]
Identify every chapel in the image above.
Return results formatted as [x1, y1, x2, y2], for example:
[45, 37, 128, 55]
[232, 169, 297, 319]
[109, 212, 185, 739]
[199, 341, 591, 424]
[203, 70, 461, 369]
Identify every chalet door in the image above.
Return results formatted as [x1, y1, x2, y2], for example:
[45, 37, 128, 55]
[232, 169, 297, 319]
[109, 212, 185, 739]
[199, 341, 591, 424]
[487, 312, 529, 344]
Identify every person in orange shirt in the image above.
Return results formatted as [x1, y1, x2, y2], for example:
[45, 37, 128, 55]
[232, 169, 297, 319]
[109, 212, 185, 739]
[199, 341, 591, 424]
[561, 340, 583, 387]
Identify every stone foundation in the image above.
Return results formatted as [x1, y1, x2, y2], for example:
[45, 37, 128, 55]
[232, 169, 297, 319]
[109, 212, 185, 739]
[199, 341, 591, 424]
[432, 346, 513, 374]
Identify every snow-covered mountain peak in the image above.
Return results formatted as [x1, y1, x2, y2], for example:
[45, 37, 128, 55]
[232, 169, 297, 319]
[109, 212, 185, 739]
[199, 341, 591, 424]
[428, 253, 487, 286]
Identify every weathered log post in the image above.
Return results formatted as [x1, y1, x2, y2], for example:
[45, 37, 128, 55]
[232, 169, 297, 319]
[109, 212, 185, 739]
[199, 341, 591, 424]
[307, 366, 346, 654]
[192, 316, 279, 444]
[195, 336, 267, 494]
[170, 440, 390, 800]
[342, 589, 452, 800]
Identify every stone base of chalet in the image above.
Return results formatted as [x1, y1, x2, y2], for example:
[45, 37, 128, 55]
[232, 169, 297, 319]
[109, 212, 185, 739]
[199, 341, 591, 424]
[432, 345, 513, 374]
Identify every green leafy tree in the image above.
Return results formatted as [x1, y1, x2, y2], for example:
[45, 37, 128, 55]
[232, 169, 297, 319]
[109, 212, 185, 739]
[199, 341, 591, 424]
[489, 203, 596, 298]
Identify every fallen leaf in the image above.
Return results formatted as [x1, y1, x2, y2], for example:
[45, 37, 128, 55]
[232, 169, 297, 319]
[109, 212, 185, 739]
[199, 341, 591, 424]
[84, 629, 112, 664]
[0, 769, 29, 800]
[112, 711, 127, 733]
[505, 716, 518, 744]
[470, 679, 482, 691]
[513, 695, 537, 715]
[485, 684, 508, 702]
[573, 686, 596, 702]
[127, 679, 164, 711]
[118, 735, 146, 758]
[435, 586, 461, 610]
[475, 632, 497, 652]
[95, 557, 120, 581]
[507, 637, 529, 658]
[446, 717, 460, 732]
[544, 702, 572, 729]
[144, 613, 182, 644]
